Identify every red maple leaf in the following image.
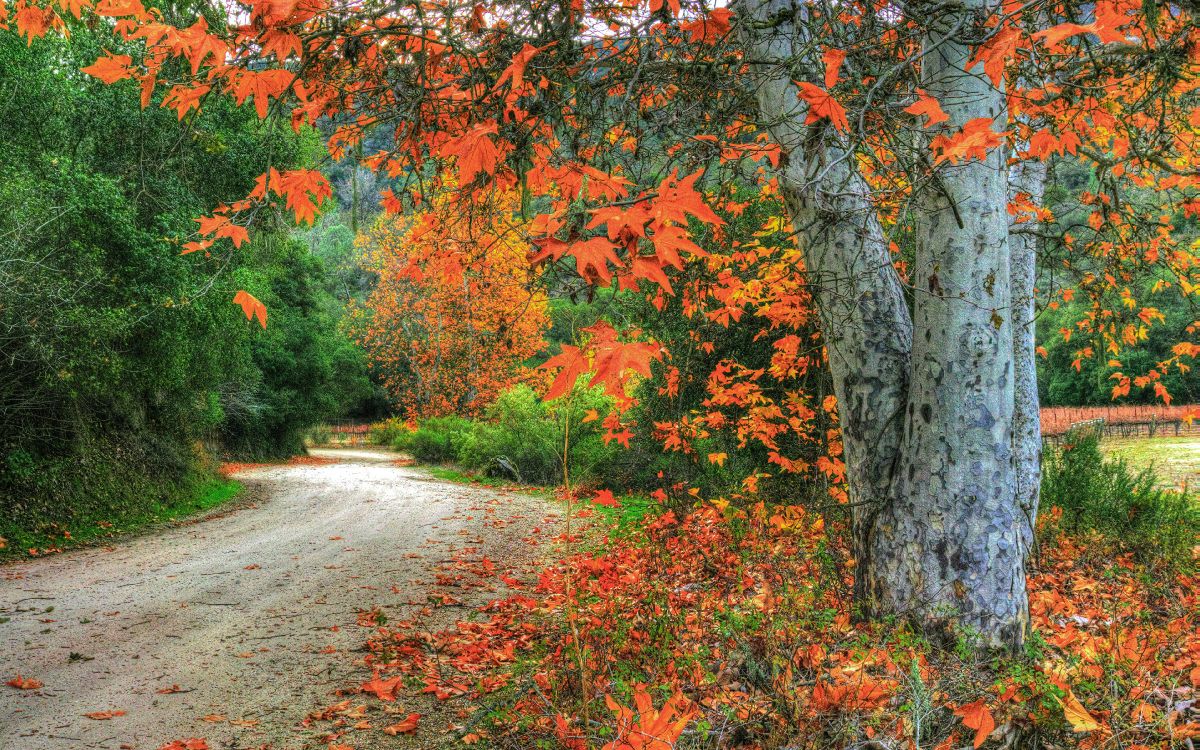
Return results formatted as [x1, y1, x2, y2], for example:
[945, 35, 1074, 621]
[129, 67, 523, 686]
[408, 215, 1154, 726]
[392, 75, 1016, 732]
[382, 712, 421, 734]
[360, 673, 403, 701]
[954, 700, 996, 749]
[904, 90, 949, 127]
[232, 291, 268, 329]
[797, 83, 849, 132]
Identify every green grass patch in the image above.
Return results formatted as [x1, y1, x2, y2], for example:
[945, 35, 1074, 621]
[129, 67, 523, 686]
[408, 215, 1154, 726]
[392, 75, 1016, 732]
[1101, 435, 1200, 488]
[0, 476, 243, 560]
[427, 466, 544, 491]
[591, 493, 658, 536]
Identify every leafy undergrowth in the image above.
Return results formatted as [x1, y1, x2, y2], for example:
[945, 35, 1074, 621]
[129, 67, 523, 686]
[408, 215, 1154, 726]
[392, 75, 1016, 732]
[0, 477, 242, 559]
[335, 497, 1197, 750]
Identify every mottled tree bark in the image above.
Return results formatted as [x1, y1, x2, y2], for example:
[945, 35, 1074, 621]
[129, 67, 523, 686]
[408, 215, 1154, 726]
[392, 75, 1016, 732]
[879, 2, 1027, 647]
[739, 0, 1033, 649]
[1009, 159, 1046, 562]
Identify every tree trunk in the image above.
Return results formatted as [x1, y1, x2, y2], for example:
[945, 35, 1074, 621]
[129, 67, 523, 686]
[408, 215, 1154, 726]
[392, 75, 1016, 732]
[1009, 158, 1046, 562]
[738, 0, 1032, 649]
[874, 4, 1027, 648]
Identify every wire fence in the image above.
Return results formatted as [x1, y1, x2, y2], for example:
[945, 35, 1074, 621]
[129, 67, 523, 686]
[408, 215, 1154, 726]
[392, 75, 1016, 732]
[1041, 405, 1200, 441]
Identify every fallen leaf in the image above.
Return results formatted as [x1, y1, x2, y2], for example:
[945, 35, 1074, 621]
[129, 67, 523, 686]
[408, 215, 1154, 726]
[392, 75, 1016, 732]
[6, 675, 43, 690]
[84, 710, 127, 720]
[591, 489, 621, 508]
[1059, 690, 1102, 732]
[156, 741, 209, 750]
[382, 713, 421, 734]
[954, 699, 995, 749]
[361, 673, 403, 701]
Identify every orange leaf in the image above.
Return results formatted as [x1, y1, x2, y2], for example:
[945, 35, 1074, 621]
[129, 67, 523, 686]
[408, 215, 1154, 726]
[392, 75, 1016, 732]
[1059, 690, 1101, 732]
[968, 25, 1019, 86]
[81, 53, 134, 84]
[930, 118, 1008, 164]
[84, 710, 127, 720]
[494, 43, 543, 91]
[382, 713, 420, 734]
[953, 699, 995, 749]
[162, 84, 210, 120]
[6, 675, 43, 690]
[156, 741, 209, 750]
[592, 490, 621, 508]
[822, 49, 846, 89]
[232, 290, 268, 329]
[15, 6, 51, 44]
[444, 122, 502, 184]
[540, 344, 589, 401]
[904, 90, 949, 127]
[360, 673, 403, 701]
[231, 68, 295, 119]
[797, 82, 849, 132]
[680, 8, 733, 43]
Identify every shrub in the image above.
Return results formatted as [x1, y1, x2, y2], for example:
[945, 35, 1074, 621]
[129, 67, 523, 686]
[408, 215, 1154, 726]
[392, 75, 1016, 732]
[368, 417, 412, 446]
[398, 384, 622, 486]
[473, 384, 621, 485]
[1040, 429, 1199, 569]
[400, 416, 474, 463]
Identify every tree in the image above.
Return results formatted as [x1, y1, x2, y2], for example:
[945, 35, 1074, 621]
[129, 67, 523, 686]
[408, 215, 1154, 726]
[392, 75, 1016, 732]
[11, 0, 1198, 648]
[350, 190, 549, 418]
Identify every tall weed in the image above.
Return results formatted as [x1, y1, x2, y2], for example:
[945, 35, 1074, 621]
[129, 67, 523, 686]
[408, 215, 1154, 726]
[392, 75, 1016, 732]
[1040, 429, 1198, 570]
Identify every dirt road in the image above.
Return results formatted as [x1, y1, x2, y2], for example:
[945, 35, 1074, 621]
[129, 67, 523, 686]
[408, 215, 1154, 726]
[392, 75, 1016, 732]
[0, 449, 559, 750]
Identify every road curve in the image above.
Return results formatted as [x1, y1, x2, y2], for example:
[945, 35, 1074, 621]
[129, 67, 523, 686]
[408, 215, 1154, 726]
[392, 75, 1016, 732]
[0, 449, 557, 750]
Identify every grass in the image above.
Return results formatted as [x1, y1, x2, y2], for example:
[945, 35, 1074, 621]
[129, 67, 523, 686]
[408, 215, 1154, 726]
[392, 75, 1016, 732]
[0, 476, 243, 560]
[1101, 436, 1200, 488]
[426, 466, 534, 490]
[590, 493, 659, 536]
[424, 466, 658, 535]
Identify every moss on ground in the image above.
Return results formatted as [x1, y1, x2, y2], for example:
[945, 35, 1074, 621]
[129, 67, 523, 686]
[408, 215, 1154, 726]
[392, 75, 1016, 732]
[0, 476, 243, 559]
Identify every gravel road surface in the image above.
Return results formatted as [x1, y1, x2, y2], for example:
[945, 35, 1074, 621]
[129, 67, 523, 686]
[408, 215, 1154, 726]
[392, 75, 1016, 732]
[0, 449, 558, 750]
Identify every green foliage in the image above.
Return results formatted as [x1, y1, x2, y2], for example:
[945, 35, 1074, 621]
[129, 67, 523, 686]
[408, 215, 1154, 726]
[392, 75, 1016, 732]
[394, 384, 621, 486]
[219, 237, 377, 458]
[1036, 281, 1200, 406]
[369, 417, 412, 446]
[398, 416, 475, 463]
[0, 438, 242, 558]
[457, 384, 619, 485]
[0, 24, 373, 542]
[1040, 429, 1199, 569]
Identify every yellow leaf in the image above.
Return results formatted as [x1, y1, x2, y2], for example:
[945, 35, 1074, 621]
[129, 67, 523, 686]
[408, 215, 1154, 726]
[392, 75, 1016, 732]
[708, 452, 727, 467]
[1059, 690, 1101, 732]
